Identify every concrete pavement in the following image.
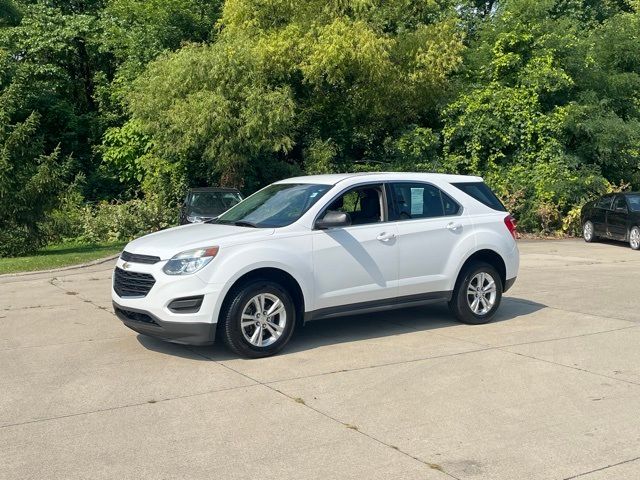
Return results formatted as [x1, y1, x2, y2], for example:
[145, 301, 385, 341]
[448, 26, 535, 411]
[1, 239, 639, 479]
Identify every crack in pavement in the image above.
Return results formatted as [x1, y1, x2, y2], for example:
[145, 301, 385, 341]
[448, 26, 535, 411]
[48, 277, 112, 314]
[563, 455, 640, 479]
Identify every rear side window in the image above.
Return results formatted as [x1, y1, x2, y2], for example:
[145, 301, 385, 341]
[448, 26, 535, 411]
[452, 182, 506, 212]
[596, 196, 614, 209]
[387, 183, 460, 221]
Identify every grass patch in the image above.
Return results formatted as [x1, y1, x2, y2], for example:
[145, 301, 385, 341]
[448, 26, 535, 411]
[0, 241, 125, 275]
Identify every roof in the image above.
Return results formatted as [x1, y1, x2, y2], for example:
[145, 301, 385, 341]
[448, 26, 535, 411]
[276, 172, 483, 185]
[188, 187, 241, 192]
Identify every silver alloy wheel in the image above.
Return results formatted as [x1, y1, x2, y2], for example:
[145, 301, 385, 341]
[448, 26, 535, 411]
[583, 221, 593, 242]
[630, 227, 640, 250]
[466, 272, 497, 316]
[240, 293, 287, 347]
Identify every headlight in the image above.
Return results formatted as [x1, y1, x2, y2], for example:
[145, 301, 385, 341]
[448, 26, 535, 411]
[186, 215, 204, 223]
[163, 246, 219, 275]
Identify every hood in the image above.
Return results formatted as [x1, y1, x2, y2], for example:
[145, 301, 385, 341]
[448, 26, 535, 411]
[124, 223, 275, 260]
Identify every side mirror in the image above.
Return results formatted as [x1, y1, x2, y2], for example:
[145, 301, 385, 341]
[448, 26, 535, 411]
[316, 210, 351, 229]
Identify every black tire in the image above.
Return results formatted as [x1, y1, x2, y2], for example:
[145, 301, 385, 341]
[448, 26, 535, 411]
[448, 262, 503, 325]
[220, 280, 296, 358]
[583, 220, 595, 243]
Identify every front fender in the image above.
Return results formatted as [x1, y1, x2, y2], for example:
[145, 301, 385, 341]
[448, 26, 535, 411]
[198, 235, 313, 324]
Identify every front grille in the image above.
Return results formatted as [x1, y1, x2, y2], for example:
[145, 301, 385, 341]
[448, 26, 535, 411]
[120, 251, 161, 265]
[113, 267, 155, 298]
[114, 306, 158, 325]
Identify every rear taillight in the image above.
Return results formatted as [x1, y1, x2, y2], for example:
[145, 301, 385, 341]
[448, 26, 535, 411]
[504, 215, 517, 239]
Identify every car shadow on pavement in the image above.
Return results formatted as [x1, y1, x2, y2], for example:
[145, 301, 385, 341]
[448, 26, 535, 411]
[591, 238, 632, 249]
[136, 296, 546, 361]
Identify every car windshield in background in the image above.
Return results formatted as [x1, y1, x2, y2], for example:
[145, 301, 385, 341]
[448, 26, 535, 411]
[627, 195, 640, 212]
[187, 191, 242, 215]
[216, 183, 331, 228]
[452, 182, 506, 212]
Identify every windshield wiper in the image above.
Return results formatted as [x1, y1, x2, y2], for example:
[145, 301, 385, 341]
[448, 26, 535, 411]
[234, 220, 258, 228]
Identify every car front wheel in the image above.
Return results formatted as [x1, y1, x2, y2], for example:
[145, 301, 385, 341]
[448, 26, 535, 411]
[583, 221, 595, 243]
[220, 280, 296, 358]
[630, 226, 640, 250]
[449, 262, 503, 325]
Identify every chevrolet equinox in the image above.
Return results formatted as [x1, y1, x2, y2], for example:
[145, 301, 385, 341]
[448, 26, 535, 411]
[112, 173, 519, 358]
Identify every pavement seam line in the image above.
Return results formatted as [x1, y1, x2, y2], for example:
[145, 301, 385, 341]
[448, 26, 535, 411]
[0, 334, 131, 352]
[563, 455, 640, 479]
[0, 382, 259, 430]
[501, 349, 640, 387]
[426, 323, 640, 351]
[0, 266, 115, 284]
[184, 346, 461, 479]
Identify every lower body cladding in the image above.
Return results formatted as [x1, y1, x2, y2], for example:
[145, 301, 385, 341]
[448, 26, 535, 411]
[113, 302, 216, 345]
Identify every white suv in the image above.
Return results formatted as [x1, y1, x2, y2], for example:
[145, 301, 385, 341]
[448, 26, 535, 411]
[112, 173, 519, 357]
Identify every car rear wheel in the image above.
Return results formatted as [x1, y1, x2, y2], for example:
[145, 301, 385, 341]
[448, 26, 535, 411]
[449, 262, 503, 325]
[220, 280, 296, 358]
[583, 221, 595, 243]
[630, 226, 640, 250]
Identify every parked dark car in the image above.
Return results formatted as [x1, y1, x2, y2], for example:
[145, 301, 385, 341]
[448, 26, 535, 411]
[179, 187, 243, 225]
[581, 192, 640, 250]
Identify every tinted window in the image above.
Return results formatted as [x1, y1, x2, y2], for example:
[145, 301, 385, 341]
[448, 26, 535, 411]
[187, 191, 242, 215]
[596, 196, 614, 209]
[613, 196, 628, 212]
[627, 195, 640, 212]
[388, 183, 459, 221]
[321, 185, 383, 226]
[216, 183, 330, 228]
[451, 182, 506, 211]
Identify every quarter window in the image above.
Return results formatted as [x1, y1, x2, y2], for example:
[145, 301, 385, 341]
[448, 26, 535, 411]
[388, 183, 460, 221]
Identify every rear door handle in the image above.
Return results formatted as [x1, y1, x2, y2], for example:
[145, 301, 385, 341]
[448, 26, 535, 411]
[446, 222, 463, 231]
[376, 232, 396, 242]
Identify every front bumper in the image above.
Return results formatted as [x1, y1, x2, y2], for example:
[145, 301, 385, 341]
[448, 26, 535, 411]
[113, 302, 216, 345]
[111, 256, 226, 345]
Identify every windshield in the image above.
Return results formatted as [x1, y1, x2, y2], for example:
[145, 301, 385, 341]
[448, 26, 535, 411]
[187, 191, 242, 216]
[627, 195, 640, 212]
[216, 183, 331, 228]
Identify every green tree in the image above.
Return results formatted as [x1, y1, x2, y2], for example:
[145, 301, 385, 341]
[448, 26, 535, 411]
[443, 0, 639, 231]
[0, 113, 72, 256]
[126, 0, 466, 190]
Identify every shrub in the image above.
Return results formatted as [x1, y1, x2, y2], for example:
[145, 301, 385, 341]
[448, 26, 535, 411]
[40, 194, 178, 247]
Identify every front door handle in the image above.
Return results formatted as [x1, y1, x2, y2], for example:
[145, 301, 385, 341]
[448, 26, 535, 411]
[446, 222, 463, 231]
[376, 232, 396, 242]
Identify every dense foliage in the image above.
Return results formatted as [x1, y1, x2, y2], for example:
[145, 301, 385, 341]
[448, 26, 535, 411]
[1, 0, 639, 255]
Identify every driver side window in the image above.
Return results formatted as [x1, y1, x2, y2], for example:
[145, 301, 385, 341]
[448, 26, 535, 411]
[323, 185, 383, 226]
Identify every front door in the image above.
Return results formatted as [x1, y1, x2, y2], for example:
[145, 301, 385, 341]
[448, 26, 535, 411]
[311, 184, 399, 312]
[593, 196, 613, 235]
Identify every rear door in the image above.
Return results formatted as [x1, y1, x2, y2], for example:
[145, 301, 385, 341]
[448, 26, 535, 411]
[387, 182, 471, 298]
[607, 195, 629, 239]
